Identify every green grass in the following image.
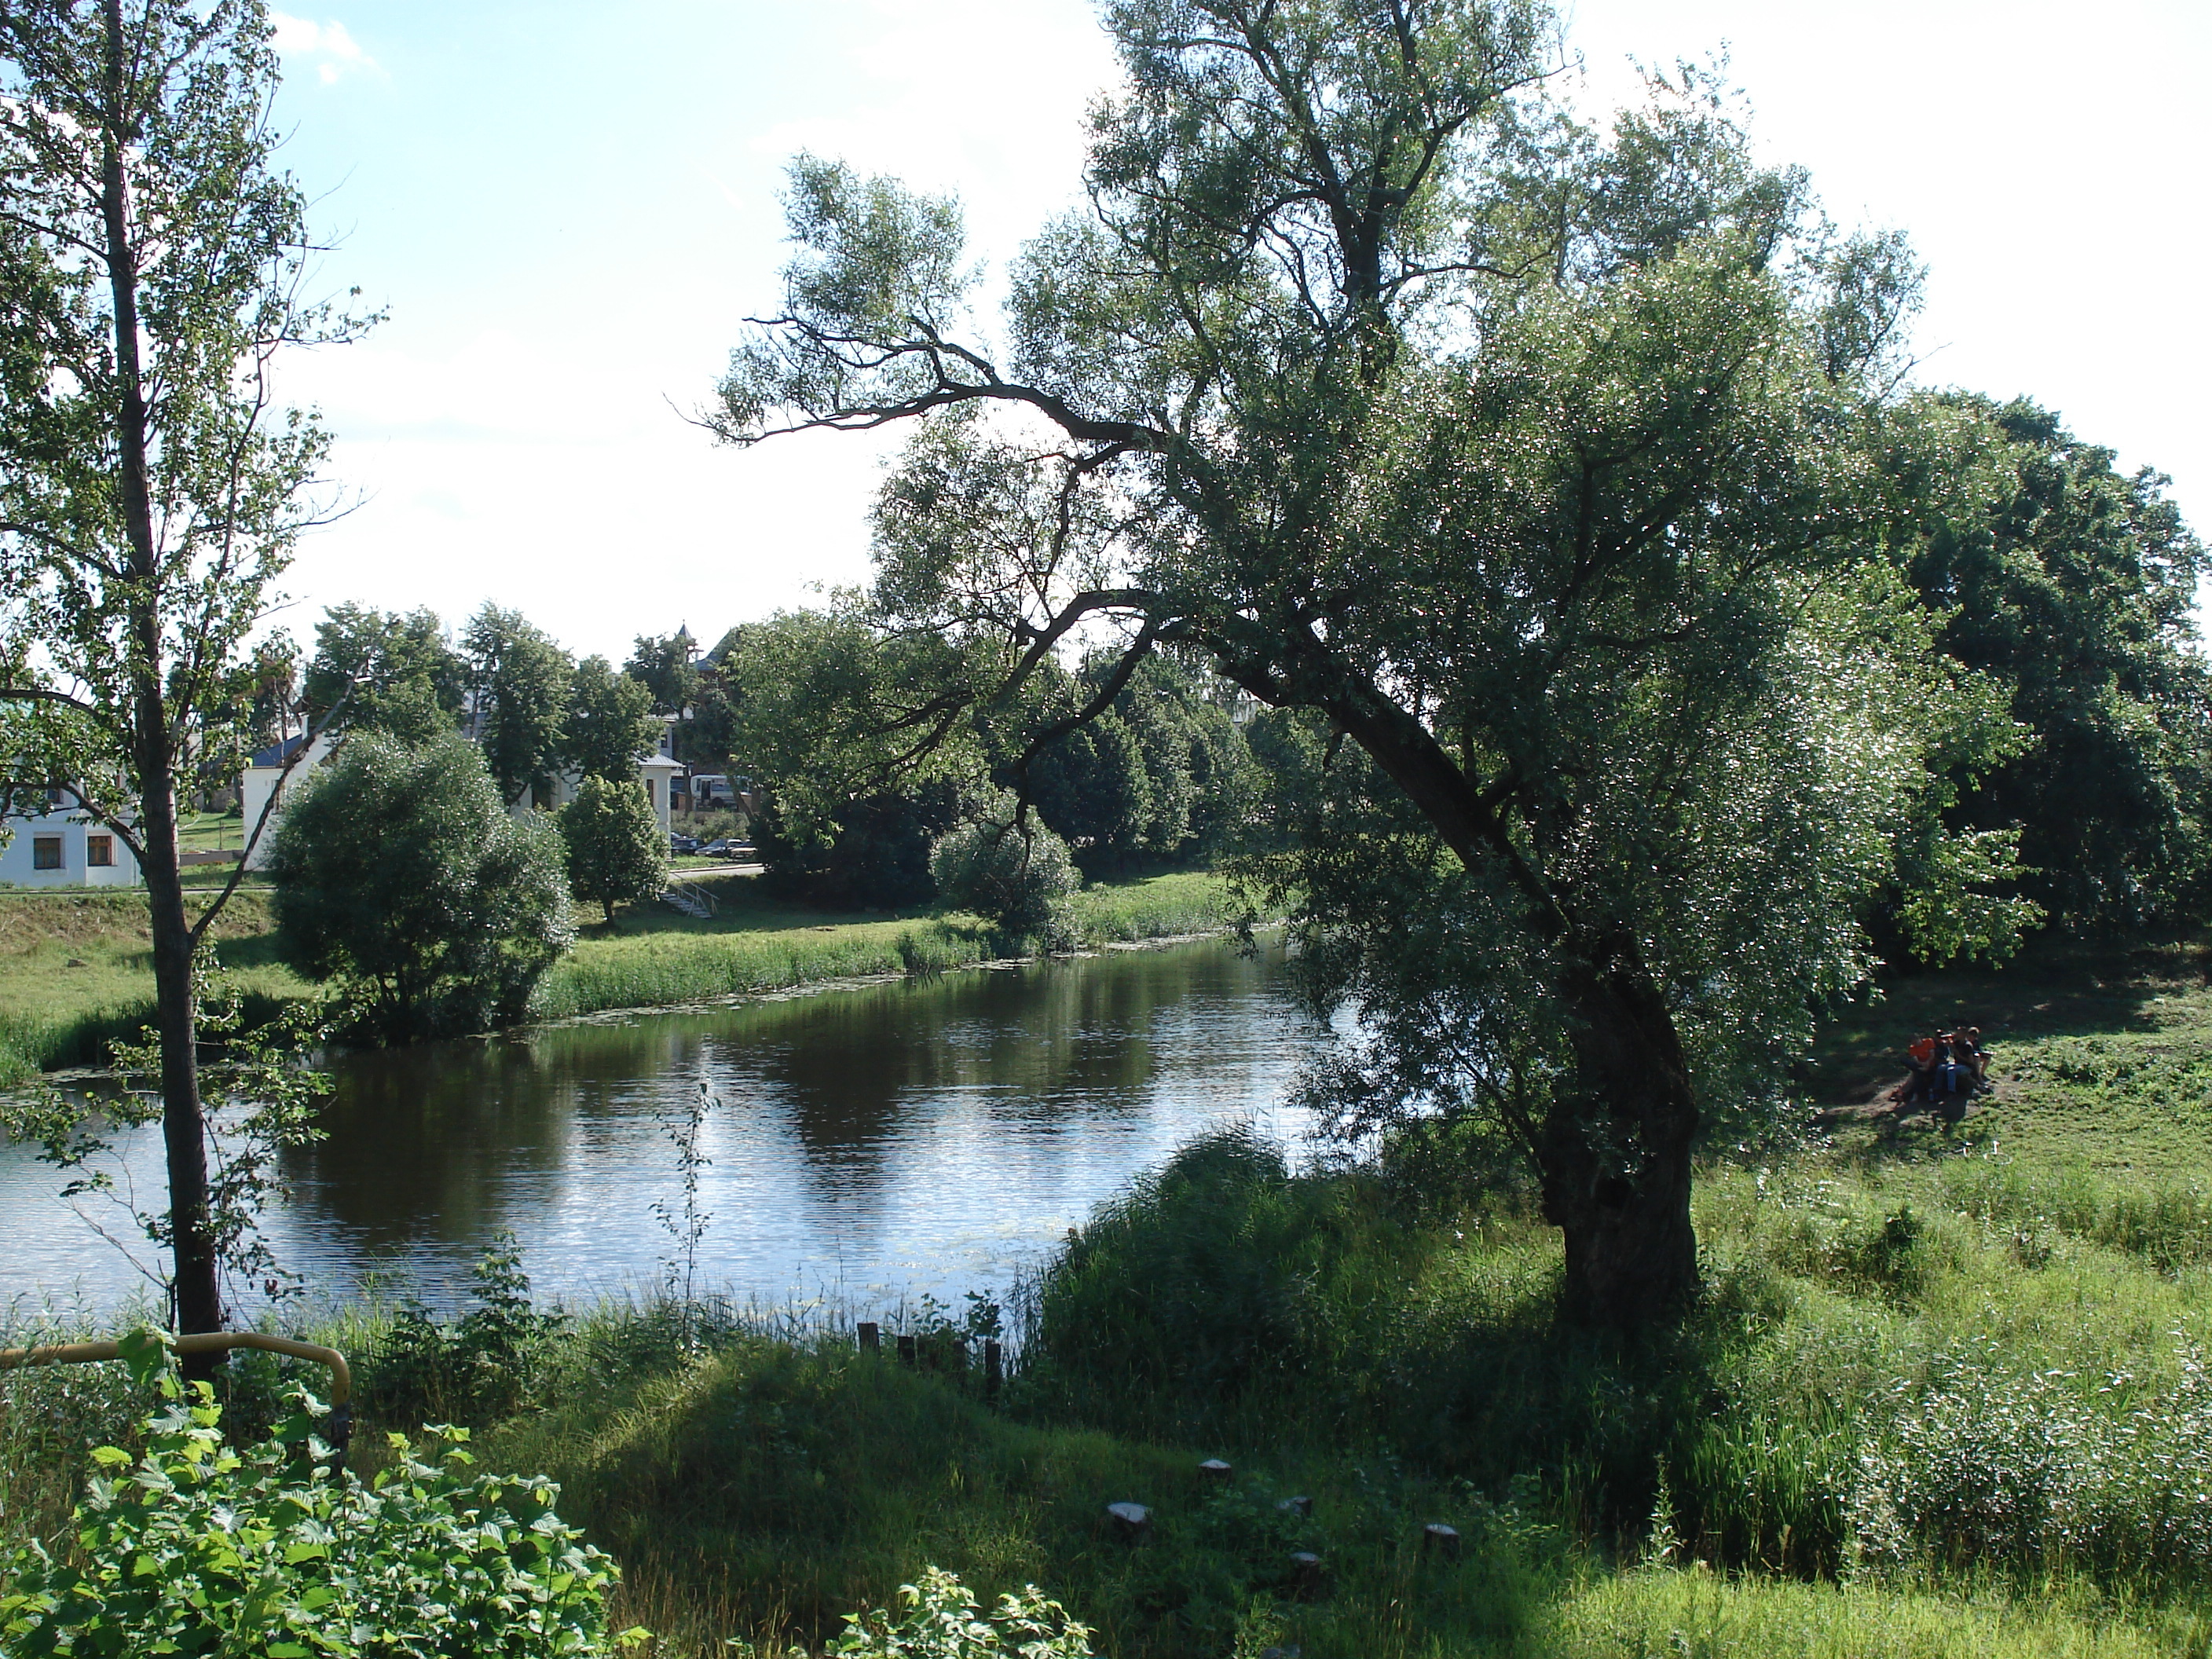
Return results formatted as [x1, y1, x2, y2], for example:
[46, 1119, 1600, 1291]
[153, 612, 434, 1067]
[0, 888, 305, 1085]
[538, 870, 1230, 1020]
[0, 870, 1234, 1083]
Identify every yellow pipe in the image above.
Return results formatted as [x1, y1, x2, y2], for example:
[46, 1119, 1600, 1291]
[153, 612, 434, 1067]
[0, 1331, 350, 1407]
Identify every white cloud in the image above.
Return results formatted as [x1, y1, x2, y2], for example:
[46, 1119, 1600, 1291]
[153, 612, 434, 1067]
[269, 14, 375, 85]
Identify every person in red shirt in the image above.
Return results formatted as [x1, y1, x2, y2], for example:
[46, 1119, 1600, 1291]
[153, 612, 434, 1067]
[1903, 1032, 1939, 1105]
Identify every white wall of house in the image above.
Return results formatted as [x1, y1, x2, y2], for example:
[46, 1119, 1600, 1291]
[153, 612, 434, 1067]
[520, 754, 685, 836]
[0, 804, 140, 888]
[240, 732, 335, 870]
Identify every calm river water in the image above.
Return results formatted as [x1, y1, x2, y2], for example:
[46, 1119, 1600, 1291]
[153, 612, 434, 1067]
[1, 936, 1314, 1317]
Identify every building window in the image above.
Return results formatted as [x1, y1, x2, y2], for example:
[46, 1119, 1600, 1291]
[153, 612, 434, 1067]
[86, 834, 114, 867]
[32, 835, 62, 870]
[644, 778, 656, 808]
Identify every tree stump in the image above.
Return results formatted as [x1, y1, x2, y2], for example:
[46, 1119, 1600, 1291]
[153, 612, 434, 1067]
[1106, 1501, 1152, 1542]
[1276, 1494, 1313, 1518]
[1421, 1522, 1461, 1561]
[984, 1339, 1003, 1400]
[857, 1321, 880, 1355]
[1198, 1458, 1232, 1482]
[1288, 1551, 1324, 1598]
[896, 1334, 917, 1368]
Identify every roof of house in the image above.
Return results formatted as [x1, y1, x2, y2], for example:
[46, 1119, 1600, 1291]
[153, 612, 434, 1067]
[248, 733, 314, 769]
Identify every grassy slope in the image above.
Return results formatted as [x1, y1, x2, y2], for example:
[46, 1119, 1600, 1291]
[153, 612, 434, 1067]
[0, 870, 1231, 1086]
[0, 888, 304, 1079]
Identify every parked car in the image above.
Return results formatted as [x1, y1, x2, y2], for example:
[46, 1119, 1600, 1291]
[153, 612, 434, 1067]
[669, 833, 701, 855]
[697, 838, 737, 859]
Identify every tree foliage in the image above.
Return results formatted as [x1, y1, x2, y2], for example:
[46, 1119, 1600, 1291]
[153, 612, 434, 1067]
[562, 654, 661, 784]
[0, 0, 366, 1344]
[463, 604, 574, 808]
[1020, 654, 1254, 873]
[624, 630, 701, 716]
[268, 732, 573, 1041]
[932, 795, 1082, 946]
[559, 773, 668, 925]
[722, 603, 980, 908]
[301, 602, 467, 745]
[1884, 394, 2212, 932]
[715, 0, 2019, 1324]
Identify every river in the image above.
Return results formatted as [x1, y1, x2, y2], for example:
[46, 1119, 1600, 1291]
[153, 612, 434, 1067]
[0, 935, 1315, 1319]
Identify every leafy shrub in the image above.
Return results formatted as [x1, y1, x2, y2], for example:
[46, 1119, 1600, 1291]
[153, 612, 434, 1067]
[558, 775, 668, 925]
[363, 1233, 567, 1426]
[822, 1566, 1090, 1658]
[931, 803, 1080, 948]
[1850, 1342, 2212, 1578]
[0, 1332, 640, 1657]
[269, 731, 574, 1041]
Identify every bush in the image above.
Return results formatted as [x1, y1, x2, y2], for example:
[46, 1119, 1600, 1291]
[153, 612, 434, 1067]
[754, 783, 958, 911]
[361, 1234, 568, 1427]
[930, 805, 1079, 947]
[824, 1566, 1091, 1658]
[0, 1332, 639, 1657]
[1849, 1344, 2212, 1578]
[558, 775, 668, 924]
[269, 731, 573, 1040]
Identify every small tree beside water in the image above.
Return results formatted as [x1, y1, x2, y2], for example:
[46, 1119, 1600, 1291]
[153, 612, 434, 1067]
[932, 801, 1080, 948]
[559, 774, 668, 925]
[269, 733, 573, 1040]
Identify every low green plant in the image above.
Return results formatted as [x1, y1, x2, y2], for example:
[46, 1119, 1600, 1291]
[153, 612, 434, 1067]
[362, 1233, 567, 1426]
[0, 1331, 642, 1657]
[822, 1566, 1092, 1658]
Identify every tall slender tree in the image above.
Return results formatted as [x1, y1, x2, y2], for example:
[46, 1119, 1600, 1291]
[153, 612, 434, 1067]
[0, 0, 364, 1352]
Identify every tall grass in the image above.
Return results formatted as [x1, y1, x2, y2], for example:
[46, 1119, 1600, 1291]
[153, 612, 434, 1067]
[537, 873, 1240, 1024]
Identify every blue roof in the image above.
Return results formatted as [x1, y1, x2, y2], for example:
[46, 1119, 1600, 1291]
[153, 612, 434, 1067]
[249, 734, 313, 768]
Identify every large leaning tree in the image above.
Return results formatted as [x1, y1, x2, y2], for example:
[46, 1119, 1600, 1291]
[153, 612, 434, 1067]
[0, 0, 363, 1349]
[712, 0, 2027, 1327]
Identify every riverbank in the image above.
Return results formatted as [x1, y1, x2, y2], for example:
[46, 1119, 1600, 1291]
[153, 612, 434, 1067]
[10, 935, 2212, 1656]
[0, 870, 1236, 1086]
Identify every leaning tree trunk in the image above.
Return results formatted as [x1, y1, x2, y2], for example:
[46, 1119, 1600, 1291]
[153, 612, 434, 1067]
[1535, 960, 1701, 1328]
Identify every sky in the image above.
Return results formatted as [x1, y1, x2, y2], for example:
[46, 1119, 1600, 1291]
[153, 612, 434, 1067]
[262, 0, 2212, 662]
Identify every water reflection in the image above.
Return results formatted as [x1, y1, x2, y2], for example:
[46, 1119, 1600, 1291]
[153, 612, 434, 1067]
[3, 936, 1312, 1313]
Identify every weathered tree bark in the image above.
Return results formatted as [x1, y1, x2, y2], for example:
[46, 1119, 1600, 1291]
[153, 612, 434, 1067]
[1213, 631, 1705, 1328]
[102, 0, 223, 1367]
[1539, 962, 1701, 1328]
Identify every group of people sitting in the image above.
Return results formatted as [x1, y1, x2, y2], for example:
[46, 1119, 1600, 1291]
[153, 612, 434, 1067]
[1890, 1027, 1988, 1109]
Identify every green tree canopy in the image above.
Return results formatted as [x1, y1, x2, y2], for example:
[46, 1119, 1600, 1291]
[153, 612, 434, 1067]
[563, 654, 662, 783]
[1883, 394, 2212, 932]
[558, 773, 668, 925]
[720, 603, 980, 908]
[624, 631, 701, 716]
[302, 603, 467, 745]
[714, 1, 2023, 1325]
[463, 605, 574, 808]
[268, 732, 573, 1041]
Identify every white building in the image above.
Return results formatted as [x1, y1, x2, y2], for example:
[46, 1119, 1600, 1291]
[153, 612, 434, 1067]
[526, 753, 684, 835]
[240, 732, 336, 870]
[0, 795, 141, 889]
